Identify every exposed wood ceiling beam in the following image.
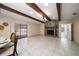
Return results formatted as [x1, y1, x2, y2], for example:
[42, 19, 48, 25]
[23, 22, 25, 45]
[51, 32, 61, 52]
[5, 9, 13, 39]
[0, 4, 44, 23]
[26, 3, 51, 21]
[56, 3, 61, 21]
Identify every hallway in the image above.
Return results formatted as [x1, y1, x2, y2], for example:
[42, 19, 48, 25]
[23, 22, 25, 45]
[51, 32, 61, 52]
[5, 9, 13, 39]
[1, 36, 79, 56]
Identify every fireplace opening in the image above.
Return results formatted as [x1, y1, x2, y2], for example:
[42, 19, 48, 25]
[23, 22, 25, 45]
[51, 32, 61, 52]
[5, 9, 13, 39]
[47, 30, 54, 35]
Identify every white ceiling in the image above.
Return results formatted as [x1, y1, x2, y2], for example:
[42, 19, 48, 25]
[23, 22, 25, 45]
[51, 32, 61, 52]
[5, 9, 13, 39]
[0, 9, 42, 24]
[61, 3, 79, 20]
[1, 3, 47, 21]
[36, 3, 58, 20]
[1, 3, 79, 24]
[0, 3, 58, 23]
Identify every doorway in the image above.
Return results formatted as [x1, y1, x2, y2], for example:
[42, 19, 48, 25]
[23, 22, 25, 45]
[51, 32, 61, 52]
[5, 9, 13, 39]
[15, 24, 27, 39]
[60, 24, 72, 41]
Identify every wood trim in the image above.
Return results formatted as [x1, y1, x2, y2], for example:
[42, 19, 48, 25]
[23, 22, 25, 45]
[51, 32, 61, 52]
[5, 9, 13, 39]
[0, 4, 44, 23]
[26, 3, 51, 21]
[71, 24, 73, 41]
[56, 3, 61, 21]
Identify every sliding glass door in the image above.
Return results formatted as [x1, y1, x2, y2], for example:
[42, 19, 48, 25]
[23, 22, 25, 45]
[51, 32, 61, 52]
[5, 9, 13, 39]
[15, 24, 27, 39]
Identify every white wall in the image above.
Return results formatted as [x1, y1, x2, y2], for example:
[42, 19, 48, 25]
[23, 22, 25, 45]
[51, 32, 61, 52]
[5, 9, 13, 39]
[72, 16, 79, 44]
[40, 24, 45, 35]
[0, 17, 11, 39]
[27, 23, 40, 37]
[0, 16, 42, 39]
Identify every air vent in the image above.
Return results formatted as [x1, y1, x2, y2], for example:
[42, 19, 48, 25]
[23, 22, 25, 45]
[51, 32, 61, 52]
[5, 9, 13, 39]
[72, 12, 77, 15]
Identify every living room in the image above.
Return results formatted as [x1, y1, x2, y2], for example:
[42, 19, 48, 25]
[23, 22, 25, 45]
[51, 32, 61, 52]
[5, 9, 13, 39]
[0, 3, 79, 56]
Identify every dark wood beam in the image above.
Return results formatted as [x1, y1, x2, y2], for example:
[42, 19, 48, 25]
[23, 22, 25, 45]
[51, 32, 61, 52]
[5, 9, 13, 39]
[0, 4, 44, 23]
[56, 3, 61, 21]
[26, 3, 51, 21]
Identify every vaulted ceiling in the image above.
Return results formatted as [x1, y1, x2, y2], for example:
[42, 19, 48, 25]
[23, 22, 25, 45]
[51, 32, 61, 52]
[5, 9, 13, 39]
[0, 3, 79, 24]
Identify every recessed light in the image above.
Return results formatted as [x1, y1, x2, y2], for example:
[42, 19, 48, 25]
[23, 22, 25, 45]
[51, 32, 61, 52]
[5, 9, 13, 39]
[44, 3, 48, 6]
[30, 11, 34, 14]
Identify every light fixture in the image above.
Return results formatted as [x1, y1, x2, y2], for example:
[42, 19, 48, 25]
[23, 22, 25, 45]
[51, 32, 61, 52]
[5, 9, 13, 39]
[44, 3, 48, 6]
[30, 11, 34, 14]
[44, 18, 48, 21]
[43, 16, 48, 21]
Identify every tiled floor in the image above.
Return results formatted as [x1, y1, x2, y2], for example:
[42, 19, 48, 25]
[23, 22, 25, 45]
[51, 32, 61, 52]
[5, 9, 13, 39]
[1, 35, 79, 56]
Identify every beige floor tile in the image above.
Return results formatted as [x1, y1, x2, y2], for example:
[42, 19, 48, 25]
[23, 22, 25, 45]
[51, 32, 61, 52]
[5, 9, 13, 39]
[1, 36, 79, 56]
